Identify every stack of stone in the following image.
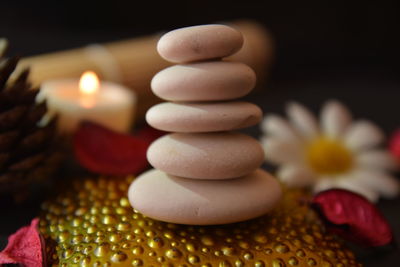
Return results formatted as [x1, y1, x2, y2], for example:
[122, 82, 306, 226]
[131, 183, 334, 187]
[129, 25, 281, 225]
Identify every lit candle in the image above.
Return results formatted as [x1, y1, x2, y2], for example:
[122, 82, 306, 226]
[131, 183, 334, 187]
[37, 71, 136, 134]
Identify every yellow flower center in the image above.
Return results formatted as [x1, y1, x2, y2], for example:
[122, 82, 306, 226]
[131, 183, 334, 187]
[306, 137, 353, 175]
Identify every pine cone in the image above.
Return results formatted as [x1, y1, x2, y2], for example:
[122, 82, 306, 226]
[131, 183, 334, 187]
[0, 39, 62, 197]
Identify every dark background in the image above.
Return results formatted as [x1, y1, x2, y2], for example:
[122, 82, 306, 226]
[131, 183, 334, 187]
[1, 0, 400, 266]
[2, 1, 400, 73]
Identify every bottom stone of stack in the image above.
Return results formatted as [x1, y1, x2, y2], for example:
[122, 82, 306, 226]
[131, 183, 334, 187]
[128, 168, 282, 225]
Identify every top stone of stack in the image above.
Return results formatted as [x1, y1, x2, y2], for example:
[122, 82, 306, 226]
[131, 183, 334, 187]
[157, 24, 244, 63]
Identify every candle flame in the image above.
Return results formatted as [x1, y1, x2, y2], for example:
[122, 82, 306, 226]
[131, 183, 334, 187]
[79, 71, 99, 95]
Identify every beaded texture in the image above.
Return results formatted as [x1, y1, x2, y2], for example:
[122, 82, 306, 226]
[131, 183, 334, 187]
[40, 176, 361, 266]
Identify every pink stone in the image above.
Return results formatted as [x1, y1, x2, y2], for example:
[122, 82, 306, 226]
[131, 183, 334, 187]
[157, 24, 243, 63]
[129, 168, 282, 225]
[147, 132, 264, 179]
[151, 61, 256, 101]
[146, 101, 262, 132]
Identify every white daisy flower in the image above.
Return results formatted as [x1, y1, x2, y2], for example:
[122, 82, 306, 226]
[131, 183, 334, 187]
[260, 100, 399, 202]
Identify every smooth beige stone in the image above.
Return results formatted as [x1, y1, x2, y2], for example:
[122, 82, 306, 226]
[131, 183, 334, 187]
[151, 61, 256, 101]
[147, 132, 264, 179]
[157, 24, 243, 63]
[146, 101, 262, 132]
[128, 168, 282, 225]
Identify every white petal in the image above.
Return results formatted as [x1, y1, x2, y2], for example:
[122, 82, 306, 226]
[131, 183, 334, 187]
[313, 174, 380, 202]
[321, 100, 352, 139]
[261, 137, 304, 165]
[344, 120, 384, 152]
[349, 169, 399, 199]
[313, 177, 338, 193]
[260, 115, 300, 141]
[277, 165, 316, 187]
[335, 177, 379, 203]
[356, 150, 398, 171]
[286, 102, 319, 140]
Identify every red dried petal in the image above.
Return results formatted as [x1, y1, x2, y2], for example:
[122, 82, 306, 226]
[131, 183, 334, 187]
[135, 124, 166, 144]
[73, 121, 150, 175]
[0, 218, 43, 267]
[312, 189, 393, 247]
[389, 129, 400, 163]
